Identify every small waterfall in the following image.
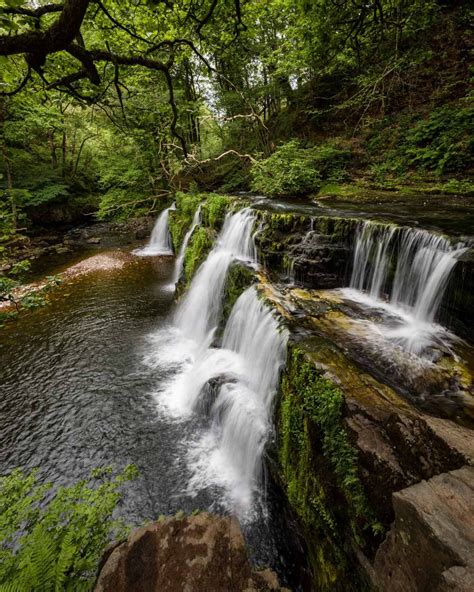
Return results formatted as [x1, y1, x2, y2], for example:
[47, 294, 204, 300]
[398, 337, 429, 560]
[174, 208, 256, 348]
[350, 223, 397, 298]
[173, 205, 202, 284]
[390, 229, 465, 323]
[285, 256, 295, 284]
[135, 204, 174, 256]
[350, 221, 465, 323]
[184, 287, 288, 509]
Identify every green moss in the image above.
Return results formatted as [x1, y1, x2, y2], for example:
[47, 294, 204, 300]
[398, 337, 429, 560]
[222, 263, 256, 322]
[168, 191, 202, 249]
[182, 226, 214, 286]
[278, 345, 377, 590]
[201, 193, 232, 228]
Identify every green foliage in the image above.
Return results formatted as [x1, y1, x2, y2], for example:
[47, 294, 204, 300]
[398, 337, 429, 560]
[251, 141, 321, 197]
[0, 262, 62, 326]
[367, 96, 474, 181]
[251, 141, 329, 197]
[403, 102, 474, 175]
[0, 466, 138, 591]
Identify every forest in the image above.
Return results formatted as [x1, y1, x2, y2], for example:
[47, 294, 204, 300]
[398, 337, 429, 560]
[0, 1, 473, 591]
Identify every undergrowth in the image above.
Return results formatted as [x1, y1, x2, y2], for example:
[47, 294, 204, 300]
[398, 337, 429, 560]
[0, 465, 138, 591]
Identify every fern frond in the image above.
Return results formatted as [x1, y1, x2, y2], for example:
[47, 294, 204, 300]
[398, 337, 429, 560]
[0, 582, 28, 592]
[18, 524, 57, 592]
[54, 529, 76, 592]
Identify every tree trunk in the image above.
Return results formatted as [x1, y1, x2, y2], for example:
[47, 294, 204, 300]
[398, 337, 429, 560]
[48, 129, 58, 168]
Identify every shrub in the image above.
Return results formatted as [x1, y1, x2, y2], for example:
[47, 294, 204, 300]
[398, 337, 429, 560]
[251, 141, 321, 197]
[250, 140, 351, 198]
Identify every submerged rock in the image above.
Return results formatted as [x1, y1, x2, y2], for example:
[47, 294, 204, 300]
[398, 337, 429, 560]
[94, 513, 286, 592]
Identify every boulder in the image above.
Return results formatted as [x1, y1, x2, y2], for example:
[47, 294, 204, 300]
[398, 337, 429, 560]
[94, 513, 287, 592]
[373, 466, 474, 592]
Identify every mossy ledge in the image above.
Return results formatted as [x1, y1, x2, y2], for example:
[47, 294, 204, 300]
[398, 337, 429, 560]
[276, 343, 380, 591]
[170, 192, 236, 294]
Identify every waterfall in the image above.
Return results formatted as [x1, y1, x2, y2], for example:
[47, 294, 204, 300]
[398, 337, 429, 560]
[174, 207, 257, 348]
[135, 204, 174, 256]
[173, 205, 201, 284]
[159, 207, 286, 511]
[184, 287, 288, 509]
[349, 221, 465, 323]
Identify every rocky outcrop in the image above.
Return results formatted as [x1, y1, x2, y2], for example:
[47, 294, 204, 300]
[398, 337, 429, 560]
[373, 466, 474, 592]
[94, 513, 287, 592]
[258, 280, 474, 590]
[2, 216, 155, 270]
[253, 212, 355, 289]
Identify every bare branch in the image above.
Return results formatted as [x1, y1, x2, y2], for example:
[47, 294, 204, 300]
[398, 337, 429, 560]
[186, 149, 256, 165]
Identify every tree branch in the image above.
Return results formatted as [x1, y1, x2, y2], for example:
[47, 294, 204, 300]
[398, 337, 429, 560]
[0, 66, 31, 96]
[0, 4, 64, 18]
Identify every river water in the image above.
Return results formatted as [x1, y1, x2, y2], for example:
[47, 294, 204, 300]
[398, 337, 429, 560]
[0, 249, 305, 587]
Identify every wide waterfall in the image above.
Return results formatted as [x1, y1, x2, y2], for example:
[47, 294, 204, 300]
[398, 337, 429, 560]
[174, 207, 257, 348]
[350, 222, 465, 323]
[135, 204, 174, 256]
[346, 221, 466, 354]
[173, 205, 202, 284]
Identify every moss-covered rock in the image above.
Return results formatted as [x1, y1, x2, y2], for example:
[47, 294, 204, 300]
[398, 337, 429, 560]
[168, 192, 202, 250]
[277, 343, 378, 591]
[222, 262, 256, 324]
[201, 193, 233, 229]
[179, 227, 215, 289]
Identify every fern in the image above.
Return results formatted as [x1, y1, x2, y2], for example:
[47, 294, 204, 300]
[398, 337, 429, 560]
[0, 466, 138, 591]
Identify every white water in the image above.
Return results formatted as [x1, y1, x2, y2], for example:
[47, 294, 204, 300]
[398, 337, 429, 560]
[173, 205, 202, 284]
[345, 221, 466, 354]
[135, 204, 174, 256]
[183, 287, 288, 511]
[148, 208, 289, 514]
[174, 207, 257, 348]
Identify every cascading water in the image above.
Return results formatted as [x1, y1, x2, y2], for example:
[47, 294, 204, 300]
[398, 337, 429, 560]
[173, 205, 201, 284]
[183, 286, 288, 511]
[134, 204, 174, 256]
[174, 207, 257, 348]
[346, 220, 466, 354]
[152, 207, 289, 513]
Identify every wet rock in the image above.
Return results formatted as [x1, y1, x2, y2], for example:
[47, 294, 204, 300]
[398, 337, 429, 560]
[373, 466, 474, 592]
[94, 513, 287, 592]
[64, 252, 133, 278]
[135, 227, 149, 240]
[86, 237, 102, 244]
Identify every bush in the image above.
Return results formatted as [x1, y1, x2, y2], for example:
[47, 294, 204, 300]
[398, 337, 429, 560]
[403, 102, 474, 175]
[250, 140, 351, 198]
[0, 466, 138, 591]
